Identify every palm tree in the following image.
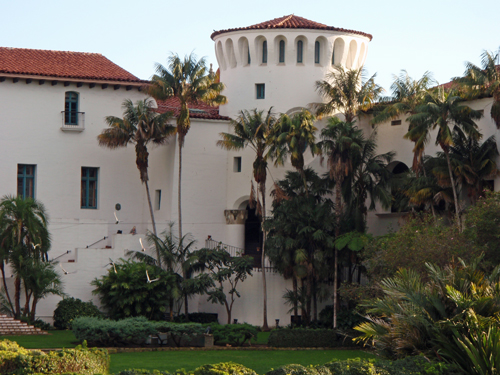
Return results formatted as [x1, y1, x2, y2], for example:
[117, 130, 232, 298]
[372, 71, 435, 174]
[217, 108, 277, 331]
[406, 88, 482, 227]
[314, 66, 382, 122]
[457, 49, 500, 128]
[148, 53, 227, 248]
[318, 118, 364, 328]
[0, 195, 50, 318]
[98, 98, 174, 256]
[269, 110, 321, 191]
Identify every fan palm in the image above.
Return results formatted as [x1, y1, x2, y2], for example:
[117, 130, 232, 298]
[314, 66, 382, 122]
[457, 49, 500, 128]
[217, 108, 277, 330]
[98, 98, 174, 255]
[317, 118, 364, 328]
[149, 53, 227, 247]
[406, 88, 483, 228]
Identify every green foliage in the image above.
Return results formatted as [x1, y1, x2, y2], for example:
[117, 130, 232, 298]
[0, 339, 108, 375]
[19, 316, 53, 331]
[72, 316, 157, 347]
[116, 370, 172, 375]
[91, 259, 178, 320]
[318, 306, 365, 331]
[266, 364, 321, 375]
[153, 322, 206, 347]
[211, 324, 258, 346]
[53, 297, 101, 330]
[174, 313, 218, 324]
[194, 362, 256, 375]
[268, 328, 355, 348]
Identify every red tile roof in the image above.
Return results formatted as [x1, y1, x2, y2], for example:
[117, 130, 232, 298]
[211, 15, 373, 41]
[0, 47, 145, 83]
[156, 97, 230, 121]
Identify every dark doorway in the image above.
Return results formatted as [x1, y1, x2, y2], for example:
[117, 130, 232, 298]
[391, 162, 410, 212]
[244, 205, 262, 267]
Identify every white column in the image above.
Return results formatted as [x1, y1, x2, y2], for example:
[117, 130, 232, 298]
[224, 209, 247, 251]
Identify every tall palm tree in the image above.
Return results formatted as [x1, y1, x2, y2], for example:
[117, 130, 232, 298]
[457, 49, 500, 128]
[217, 108, 277, 331]
[98, 98, 174, 256]
[148, 53, 227, 248]
[406, 88, 482, 227]
[314, 66, 383, 122]
[0, 195, 50, 318]
[269, 110, 321, 191]
[318, 118, 364, 328]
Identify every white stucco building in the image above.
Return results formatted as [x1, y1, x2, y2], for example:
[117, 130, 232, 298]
[0, 15, 498, 326]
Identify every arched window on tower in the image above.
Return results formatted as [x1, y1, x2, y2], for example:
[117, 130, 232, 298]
[279, 40, 285, 63]
[248, 46, 251, 65]
[332, 50, 335, 65]
[297, 40, 303, 63]
[262, 41, 267, 63]
[314, 41, 320, 64]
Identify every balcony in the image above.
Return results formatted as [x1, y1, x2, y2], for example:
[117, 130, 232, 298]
[61, 111, 85, 132]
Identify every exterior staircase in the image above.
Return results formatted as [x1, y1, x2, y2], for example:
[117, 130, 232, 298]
[0, 314, 47, 335]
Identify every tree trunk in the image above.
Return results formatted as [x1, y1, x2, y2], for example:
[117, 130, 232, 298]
[178, 138, 183, 251]
[144, 180, 160, 266]
[444, 149, 461, 229]
[300, 278, 306, 322]
[313, 280, 317, 322]
[333, 180, 342, 329]
[0, 263, 14, 315]
[305, 266, 313, 325]
[421, 160, 437, 220]
[30, 297, 38, 322]
[260, 181, 269, 331]
[333, 248, 338, 329]
[23, 288, 31, 318]
[14, 276, 21, 318]
[293, 276, 298, 317]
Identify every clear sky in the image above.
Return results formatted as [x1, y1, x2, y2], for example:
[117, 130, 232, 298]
[1, 0, 499, 93]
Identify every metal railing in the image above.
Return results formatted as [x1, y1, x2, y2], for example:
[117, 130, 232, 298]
[61, 111, 85, 131]
[204, 238, 273, 270]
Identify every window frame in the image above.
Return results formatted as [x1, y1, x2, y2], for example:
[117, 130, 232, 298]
[81, 167, 98, 209]
[297, 40, 303, 63]
[262, 41, 267, 64]
[65, 91, 79, 125]
[17, 164, 36, 199]
[256, 84, 265, 99]
[279, 40, 285, 63]
[314, 41, 320, 64]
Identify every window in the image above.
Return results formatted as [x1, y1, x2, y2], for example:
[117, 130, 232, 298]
[233, 157, 242, 172]
[391, 120, 402, 126]
[81, 167, 98, 209]
[17, 164, 35, 199]
[314, 41, 320, 64]
[279, 40, 285, 63]
[331, 50, 335, 65]
[262, 41, 267, 63]
[248, 47, 251, 65]
[65, 92, 79, 125]
[297, 40, 303, 63]
[155, 190, 161, 210]
[256, 84, 265, 99]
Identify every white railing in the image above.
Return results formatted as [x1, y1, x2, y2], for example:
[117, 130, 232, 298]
[61, 111, 85, 131]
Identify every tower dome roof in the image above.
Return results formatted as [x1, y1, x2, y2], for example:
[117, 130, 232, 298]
[210, 15, 373, 41]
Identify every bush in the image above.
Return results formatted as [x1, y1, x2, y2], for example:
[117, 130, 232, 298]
[115, 370, 172, 375]
[268, 328, 356, 348]
[53, 297, 101, 330]
[72, 316, 156, 347]
[194, 362, 256, 375]
[211, 324, 258, 346]
[19, 316, 53, 331]
[266, 364, 321, 375]
[324, 359, 382, 375]
[174, 313, 218, 324]
[319, 306, 365, 330]
[0, 339, 109, 375]
[153, 322, 206, 347]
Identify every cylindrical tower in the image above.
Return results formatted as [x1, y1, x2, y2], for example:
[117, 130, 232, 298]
[211, 15, 373, 117]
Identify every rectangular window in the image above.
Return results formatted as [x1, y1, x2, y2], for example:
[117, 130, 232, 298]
[81, 167, 98, 209]
[233, 157, 242, 173]
[65, 92, 79, 125]
[155, 189, 162, 211]
[391, 120, 402, 126]
[256, 84, 265, 99]
[17, 164, 36, 199]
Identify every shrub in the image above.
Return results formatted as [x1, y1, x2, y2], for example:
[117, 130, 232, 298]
[72, 316, 156, 347]
[53, 297, 102, 330]
[324, 359, 382, 375]
[268, 328, 356, 348]
[266, 364, 321, 375]
[194, 362, 256, 375]
[211, 324, 258, 346]
[319, 306, 365, 330]
[115, 370, 172, 375]
[0, 339, 108, 375]
[174, 313, 218, 324]
[153, 322, 206, 347]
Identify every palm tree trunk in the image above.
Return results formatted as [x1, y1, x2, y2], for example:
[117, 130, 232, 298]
[30, 297, 38, 321]
[293, 276, 298, 317]
[14, 276, 21, 318]
[444, 149, 461, 229]
[144, 180, 160, 266]
[260, 181, 269, 331]
[178, 138, 183, 253]
[333, 181, 342, 329]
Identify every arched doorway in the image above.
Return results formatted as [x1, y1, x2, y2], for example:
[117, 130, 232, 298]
[389, 161, 410, 212]
[244, 205, 262, 267]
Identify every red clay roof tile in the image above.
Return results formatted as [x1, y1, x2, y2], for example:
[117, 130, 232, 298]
[0, 47, 145, 83]
[156, 97, 230, 121]
[211, 15, 372, 41]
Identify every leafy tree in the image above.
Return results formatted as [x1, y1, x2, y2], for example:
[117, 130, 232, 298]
[91, 259, 178, 320]
[0, 195, 51, 318]
[217, 108, 278, 330]
[192, 247, 253, 324]
[314, 66, 382, 122]
[406, 88, 483, 228]
[148, 53, 226, 250]
[98, 99, 174, 245]
[265, 169, 335, 323]
[457, 48, 500, 128]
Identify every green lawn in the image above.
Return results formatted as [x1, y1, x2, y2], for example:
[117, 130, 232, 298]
[109, 349, 375, 374]
[0, 330, 78, 348]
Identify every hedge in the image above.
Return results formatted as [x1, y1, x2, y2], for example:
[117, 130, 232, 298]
[194, 362, 256, 375]
[0, 339, 109, 375]
[174, 313, 219, 324]
[268, 328, 356, 348]
[53, 297, 102, 330]
[211, 324, 258, 346]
